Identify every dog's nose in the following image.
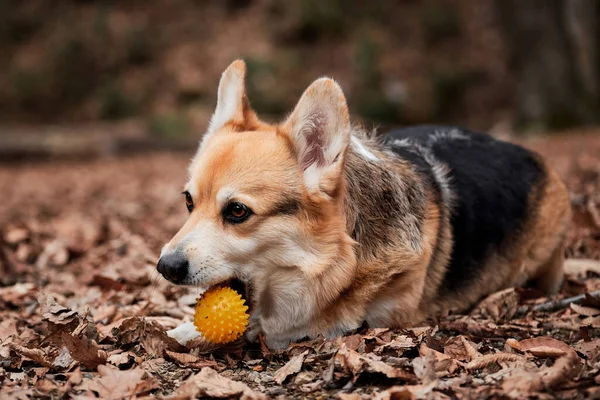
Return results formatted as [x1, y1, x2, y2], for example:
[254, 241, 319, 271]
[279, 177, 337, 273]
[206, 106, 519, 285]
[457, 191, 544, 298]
[157, 253, 189, 284]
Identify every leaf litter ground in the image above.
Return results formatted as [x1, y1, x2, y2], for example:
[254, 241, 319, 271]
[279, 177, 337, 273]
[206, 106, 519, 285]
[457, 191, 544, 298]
[1, 133, 600, 399]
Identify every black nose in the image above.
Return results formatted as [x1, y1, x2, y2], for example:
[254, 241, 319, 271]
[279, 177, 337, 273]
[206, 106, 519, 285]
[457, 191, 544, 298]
[157, 253, 189, 284]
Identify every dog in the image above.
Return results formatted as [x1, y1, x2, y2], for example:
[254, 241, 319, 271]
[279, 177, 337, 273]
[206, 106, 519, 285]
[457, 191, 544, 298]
[158, 60, 571, 349]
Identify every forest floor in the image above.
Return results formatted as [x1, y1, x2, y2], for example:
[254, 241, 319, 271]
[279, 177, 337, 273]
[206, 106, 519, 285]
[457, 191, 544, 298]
[1, 130, 599, 399]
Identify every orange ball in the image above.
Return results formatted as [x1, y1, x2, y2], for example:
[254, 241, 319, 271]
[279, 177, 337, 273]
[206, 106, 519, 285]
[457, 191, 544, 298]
[194, 286, 249, 344]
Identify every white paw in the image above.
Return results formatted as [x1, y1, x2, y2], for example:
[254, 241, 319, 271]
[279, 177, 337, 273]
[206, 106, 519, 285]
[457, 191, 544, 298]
[167, 322, 202, 346]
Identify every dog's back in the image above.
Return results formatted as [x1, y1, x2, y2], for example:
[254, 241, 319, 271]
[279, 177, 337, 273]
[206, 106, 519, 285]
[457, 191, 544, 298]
[381, 126, 571, 314]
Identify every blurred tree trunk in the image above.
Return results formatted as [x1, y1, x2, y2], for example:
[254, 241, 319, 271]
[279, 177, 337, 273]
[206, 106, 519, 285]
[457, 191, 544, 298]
[495, 0, 599, 130]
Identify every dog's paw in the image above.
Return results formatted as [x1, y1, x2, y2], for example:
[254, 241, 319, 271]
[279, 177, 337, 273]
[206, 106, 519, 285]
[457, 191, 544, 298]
[167, 322, 202, 346]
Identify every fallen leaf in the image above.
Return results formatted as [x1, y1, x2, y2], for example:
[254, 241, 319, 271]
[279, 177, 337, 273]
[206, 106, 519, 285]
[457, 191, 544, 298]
[574, 339, 600, 362]
[472, 288, 519, 321]
[412, 349, 437, 384]
[374, 382, 437, 400]
[53, 347, 74, 370]
[338, 394, 362, 400]
[68, 368, 83, 385]
[38, 293, 79, 326]
[36, 240, 69, 268]
[4, 227, 29, 244]
[0, 318, 18, 341]
[564, 259, 600, 278]
[10, 344, 53, 368]
[274, 350, 308, 384]
[107, 352, 137, 368]
[374, 335, 416, 354]
[443, 336, 479, 361]
[418, 344, 458, 376]
[337, 344, 416, 383]
[502, 351, 581, 397]
[570, 303, 600, 316]
[88, 365, 156, 399]
[62, 333, 107, 369]
[173, 367, 266, 399]
[0, 283, 35, 305]
[165, 350, 219, 369]
[516, 337, 579, 359]
[117, 317, 187, 356]
[342, 334, 363, 351]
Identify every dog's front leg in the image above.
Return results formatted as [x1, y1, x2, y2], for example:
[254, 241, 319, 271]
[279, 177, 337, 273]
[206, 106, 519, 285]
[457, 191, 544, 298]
[244, 312, 262, 343]
[167, 322, 202, 346]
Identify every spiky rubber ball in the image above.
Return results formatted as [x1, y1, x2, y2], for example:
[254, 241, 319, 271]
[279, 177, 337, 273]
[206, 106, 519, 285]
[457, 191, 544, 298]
[194, 286, 249, 344]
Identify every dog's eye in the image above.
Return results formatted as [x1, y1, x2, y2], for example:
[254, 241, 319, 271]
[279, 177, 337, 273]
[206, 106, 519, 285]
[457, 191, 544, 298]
[182, 191, 194, 212]
[224, 202, 252, 224]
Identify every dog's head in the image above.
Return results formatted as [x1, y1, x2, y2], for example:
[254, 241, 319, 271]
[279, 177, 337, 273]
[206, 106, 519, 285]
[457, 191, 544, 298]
[157, 60, 354, 311]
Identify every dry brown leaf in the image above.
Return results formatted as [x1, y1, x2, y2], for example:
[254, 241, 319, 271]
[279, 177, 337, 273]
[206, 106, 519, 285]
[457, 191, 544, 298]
[117, 317, 187, 356]
[517, 337, 579, 359]
[61, 333, 107, 370]
[443, 336, 479, 361]
[337, 344, 416, 383]
[38, 293, 79, 326]
[10, 344, 54, 368]
[0, 282, 35, 305]
[274, 350, 308, 384]
[412, 348, 437, 384]
[472, 288, 519, 321]
[53, 346, 74, 370]
[564, 258, 600, 278]
[374, 382, 437, 400]
[342, 334, 363, 351]
[68, 367, 83, 386]
[165, 350, 219, 369]
[502, 351, 580, 397]
[106, 352, 136, 368]
[87, 365, 156, 399]
[0, 318, 18, 342]
[36, 240, 69, 268]
[4, 227, 29, 244]
[505, 338, 521, 352]
[418, 343, 458, 375]
[338, 393, 362, 400]
[173, 367, 266, 399]
[374, 335, 416, 354]
[574, 339, 600, 362]
[570, 303, 600, 316]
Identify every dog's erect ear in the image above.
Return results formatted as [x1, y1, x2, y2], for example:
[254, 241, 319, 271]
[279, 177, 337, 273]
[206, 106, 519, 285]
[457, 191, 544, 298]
[206, 60, 253, 136]
[283, 78, 351, 196]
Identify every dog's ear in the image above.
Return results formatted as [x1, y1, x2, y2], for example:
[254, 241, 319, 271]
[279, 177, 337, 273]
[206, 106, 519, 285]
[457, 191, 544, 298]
[205, 60, 255, 136]
[283, 78, 350, 197]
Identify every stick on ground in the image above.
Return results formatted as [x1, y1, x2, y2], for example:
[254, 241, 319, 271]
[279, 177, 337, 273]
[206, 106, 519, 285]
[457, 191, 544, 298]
[516, 290, 600, 316]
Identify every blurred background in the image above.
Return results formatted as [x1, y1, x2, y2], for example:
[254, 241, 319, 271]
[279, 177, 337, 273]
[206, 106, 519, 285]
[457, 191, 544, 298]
[1, 0, 599, 160]
[0, 0, 599, 359]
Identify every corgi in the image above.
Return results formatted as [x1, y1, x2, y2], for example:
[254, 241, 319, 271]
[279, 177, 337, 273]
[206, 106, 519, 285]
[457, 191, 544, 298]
[158, 60, 571, 349]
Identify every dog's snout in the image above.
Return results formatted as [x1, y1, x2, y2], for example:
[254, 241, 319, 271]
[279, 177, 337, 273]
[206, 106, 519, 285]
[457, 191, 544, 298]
[157, 253, 189, 284]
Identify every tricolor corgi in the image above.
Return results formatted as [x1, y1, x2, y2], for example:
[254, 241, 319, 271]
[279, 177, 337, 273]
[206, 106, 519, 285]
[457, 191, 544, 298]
[158, 60, 571, 349]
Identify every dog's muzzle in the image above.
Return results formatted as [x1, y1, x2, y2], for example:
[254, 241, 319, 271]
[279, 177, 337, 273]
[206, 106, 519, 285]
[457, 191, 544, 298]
[157, 252, 189, 284]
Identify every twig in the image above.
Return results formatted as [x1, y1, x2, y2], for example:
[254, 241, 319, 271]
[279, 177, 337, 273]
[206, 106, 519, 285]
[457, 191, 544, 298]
[515, 290, 600, 316]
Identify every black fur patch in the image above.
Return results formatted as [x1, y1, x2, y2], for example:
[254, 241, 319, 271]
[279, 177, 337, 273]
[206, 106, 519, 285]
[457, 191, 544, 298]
[383, 126, 546, 293]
